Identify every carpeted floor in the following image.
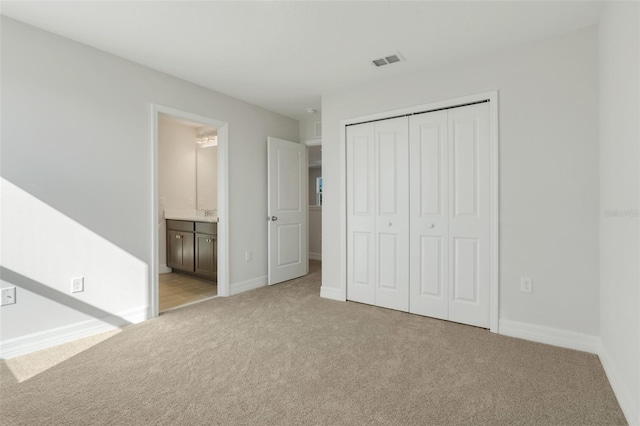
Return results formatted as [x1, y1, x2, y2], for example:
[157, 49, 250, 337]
[0, 261, 626, 425]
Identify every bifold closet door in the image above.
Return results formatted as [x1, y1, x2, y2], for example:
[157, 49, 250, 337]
[409, 111, 449, 320]
[347, 117, 409, 312]
[447, 103, 490, 328]
[409, 102, 491, 328]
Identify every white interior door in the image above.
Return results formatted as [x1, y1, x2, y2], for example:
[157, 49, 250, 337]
[374, 117, 409, 311]
[346, 117, 409, 312]
[267, 137, 308, 285]
[447, 103, 490, 328]
[409, 111, 449, 319]
[346, 122, 376, 305]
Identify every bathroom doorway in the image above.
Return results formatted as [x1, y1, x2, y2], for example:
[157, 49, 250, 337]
[151, 105, 229, 316]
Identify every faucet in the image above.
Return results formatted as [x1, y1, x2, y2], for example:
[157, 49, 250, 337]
[199, 209, 217, 217]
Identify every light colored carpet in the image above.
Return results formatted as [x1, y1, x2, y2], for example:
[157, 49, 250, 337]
[0, 261, 626, 425]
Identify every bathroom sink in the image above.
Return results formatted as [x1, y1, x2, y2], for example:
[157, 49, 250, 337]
[163, 209, 218, 223]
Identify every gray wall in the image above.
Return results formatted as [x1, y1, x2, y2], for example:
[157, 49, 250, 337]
[598, 2, 640, 422]
[321, 26, 600, 335]
[0, 17, 299, 343]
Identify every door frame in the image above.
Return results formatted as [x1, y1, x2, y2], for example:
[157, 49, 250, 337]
[338, 91, 500, 333]
[150, 104, 230, 319]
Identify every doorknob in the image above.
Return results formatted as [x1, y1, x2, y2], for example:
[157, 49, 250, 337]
[270, 216, 278, 221]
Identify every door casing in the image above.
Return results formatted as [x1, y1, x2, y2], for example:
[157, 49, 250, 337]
[150, 105, 230, 319]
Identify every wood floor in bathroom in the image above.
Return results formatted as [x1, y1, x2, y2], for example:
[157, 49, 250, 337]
[159, 273, 218, 312]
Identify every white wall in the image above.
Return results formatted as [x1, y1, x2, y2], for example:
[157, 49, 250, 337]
[309, 206, 322, 260]
[157, 118, 197, 269]
[0, 17, 298, 354]
[299, 115, 321, 142]
[322, 27, 600, 336]
[598, 2, 640, 423]
[308, 167, 322, 206]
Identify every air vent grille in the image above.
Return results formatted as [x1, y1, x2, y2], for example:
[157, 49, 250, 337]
[372, 52, 405, 67]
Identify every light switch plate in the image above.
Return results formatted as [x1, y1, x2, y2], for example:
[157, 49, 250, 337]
[1, 287, 16, 306]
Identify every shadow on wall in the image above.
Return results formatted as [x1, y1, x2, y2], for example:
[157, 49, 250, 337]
[0, 178, 149, 358]
[1, 266, 132, 329]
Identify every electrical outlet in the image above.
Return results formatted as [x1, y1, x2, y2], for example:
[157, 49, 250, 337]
[245, 251, 252, 262]
[72, 277, 84, 293]
[520, 276, 532, 293]
[1, 287, 16, 306]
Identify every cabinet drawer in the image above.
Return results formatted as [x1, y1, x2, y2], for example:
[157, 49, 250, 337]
[167, 220, 194, 232]
[195, 221, 217, 235]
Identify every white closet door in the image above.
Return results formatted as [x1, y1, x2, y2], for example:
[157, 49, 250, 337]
[347, 122, 376, 305]
[409, 111, 449, 319]
[374, 117, 409, 312]
[448, 103, 491, 328]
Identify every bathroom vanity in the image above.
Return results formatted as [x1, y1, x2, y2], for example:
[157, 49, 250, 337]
[166, 219, 217, 282]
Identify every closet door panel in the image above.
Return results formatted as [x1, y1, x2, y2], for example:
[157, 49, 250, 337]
[375, 117, 409, 312]
[409, 112, 448, 319]
[448, 103, 491, 328]
[347, 123, 376, 305]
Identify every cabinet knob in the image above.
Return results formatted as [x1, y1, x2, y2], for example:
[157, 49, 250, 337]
[388, 222, 392, 227]
[429, 224, 435, 229]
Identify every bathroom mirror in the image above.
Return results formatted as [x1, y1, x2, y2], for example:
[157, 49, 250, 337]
[196, 144, 218, 211]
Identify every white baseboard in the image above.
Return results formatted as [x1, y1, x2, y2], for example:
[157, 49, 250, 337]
[498, 319, 599, 354]
[0, 306, 148, 360]
[229, 275, 267, 296]
[309, 252, 322, 261]
[320, 286, 344, 301]
[159, 264, 172, 274]
[598, 340, 640, 425]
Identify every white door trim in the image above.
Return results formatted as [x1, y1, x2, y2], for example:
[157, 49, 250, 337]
[150, 104, 230, 319]
[337, 91, 500, 333]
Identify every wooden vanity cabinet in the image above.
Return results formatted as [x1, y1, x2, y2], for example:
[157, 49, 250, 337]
[167, 220, 217, 282]
[194, 222, 217, 281]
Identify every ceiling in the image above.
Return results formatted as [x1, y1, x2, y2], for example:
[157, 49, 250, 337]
[1, 1, 603, 120]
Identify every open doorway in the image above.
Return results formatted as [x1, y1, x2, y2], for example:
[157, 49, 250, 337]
[306, 139, 322, 261]
[151, 106, 229, 317]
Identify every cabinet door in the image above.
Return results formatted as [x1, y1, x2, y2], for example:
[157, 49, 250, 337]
[167, 230, 194, 271]
[195, 233, 217, 281]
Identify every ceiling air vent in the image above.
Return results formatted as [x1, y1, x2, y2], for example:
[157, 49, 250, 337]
[371, 52, 405, 67]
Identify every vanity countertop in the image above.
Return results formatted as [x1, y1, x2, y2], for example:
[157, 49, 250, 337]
[164, 209, 218, 223]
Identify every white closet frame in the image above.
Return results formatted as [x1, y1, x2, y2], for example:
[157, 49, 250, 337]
[339, 91, 500, 333]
